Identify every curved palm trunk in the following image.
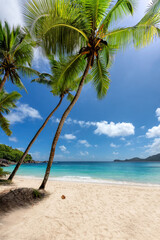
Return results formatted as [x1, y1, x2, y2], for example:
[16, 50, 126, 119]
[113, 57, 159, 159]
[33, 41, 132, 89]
[0, 71, 9, 92]
[8, 95, 64, 181]
[39, 57, 92, 190]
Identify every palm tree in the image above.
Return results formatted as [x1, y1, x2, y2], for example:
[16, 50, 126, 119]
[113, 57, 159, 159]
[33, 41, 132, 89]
[24, 0, 160, 189]
[0, 22, 38, 92]
[8, 55, 91, 181]
[0, 87, 21, 136]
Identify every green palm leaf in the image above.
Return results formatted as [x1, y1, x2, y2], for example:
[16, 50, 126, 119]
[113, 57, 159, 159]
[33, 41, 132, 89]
[0, 21, 36, 91]
[102, 0, 134, 31]
[0, 90, 21, 136]
[91, 56, 110, 99]
[0, 113, 12, 136]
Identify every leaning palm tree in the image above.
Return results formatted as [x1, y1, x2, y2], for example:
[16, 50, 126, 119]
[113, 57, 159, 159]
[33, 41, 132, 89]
[0, 87, 21, 136]
[24, 0, 160, 189]
[0, 22, 38, 92]
[8, 55, 91, 181]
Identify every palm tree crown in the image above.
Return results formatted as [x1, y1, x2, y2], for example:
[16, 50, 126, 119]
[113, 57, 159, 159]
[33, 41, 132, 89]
[0, 22, 38, 92]
[24, 0, 160, 99]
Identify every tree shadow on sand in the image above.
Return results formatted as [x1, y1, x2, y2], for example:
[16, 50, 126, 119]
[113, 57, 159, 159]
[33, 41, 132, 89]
[0, 188, 47, 215]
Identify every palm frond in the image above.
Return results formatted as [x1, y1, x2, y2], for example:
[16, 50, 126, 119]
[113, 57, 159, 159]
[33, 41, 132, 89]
[102, 0, 135, 31]
[0, 113, 12, 136]
[32, 73, 52, 86]
[83, 0, 112, 30]
[106, 27, 133, 49]
[146, 0, 160, 16]
[24, 0, 88, 55]
[133, 0, 160, 48]
[67, 92, 75, 102]
[91, 56, 110, 99]
[18, 66, 40, 77]
[0, 90, 21, 114]
[0, 90, 21, 136]
[49, 54, 86, 87]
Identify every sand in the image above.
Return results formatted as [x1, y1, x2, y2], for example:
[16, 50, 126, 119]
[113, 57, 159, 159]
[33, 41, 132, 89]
[0, 178, 160, 240]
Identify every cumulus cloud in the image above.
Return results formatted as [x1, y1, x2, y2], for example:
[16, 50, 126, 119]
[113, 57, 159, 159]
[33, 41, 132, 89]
[78, 140, 91, 147]
[146, 125, 160, 138]
[110, 143, 119, 148]
[9, 137, 18, 142]
[156, 108, 160, 121]
[94, 121, 135, 137]
[0, 0, 23, 27]
[62, 134, 76, 140]
[53, 117, 135, 138]
[59, 145, 69, 153]
[6, 103, 42, 124]
[80, 151, 89, 156]
[145, 138, 160, 155]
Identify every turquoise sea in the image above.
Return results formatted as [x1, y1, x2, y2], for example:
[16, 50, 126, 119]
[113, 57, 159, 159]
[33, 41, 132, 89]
[4, 161, 160, 185]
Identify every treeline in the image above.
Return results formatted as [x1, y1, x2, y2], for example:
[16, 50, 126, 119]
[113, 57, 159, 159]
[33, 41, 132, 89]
[0, 144, 32, 162]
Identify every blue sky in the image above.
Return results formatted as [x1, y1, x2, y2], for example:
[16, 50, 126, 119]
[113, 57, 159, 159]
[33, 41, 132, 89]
[1, 0, 160, 161]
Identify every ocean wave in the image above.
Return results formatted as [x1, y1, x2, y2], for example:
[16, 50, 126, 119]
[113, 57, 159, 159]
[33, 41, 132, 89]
[16, 175, 160, 187]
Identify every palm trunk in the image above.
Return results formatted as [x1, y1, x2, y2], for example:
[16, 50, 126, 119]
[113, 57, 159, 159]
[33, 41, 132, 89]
[0, 71, 9, 92]
[39, 57, 92, 190]
[8, 95, 64, 181]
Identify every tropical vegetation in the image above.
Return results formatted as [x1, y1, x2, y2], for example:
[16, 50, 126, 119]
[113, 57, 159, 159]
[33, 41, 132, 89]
[0, 144, 32, 162]
[23, 0, 160, 189]
[0, 167, 10, 177]
[0, 22, 38, 92]
[0, 88, 21, 136]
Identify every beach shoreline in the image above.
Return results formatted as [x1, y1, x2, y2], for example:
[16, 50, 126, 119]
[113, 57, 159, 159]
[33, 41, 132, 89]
[13, 175, 160, 188]
[1, 177, 160, 240]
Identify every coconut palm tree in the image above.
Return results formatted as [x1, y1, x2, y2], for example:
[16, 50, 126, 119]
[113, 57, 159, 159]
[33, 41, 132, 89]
[24, 0, 160, 189]
[0, 22, 39, 92]
[8, 55, 91, 181]
[0, 87, 21, 136]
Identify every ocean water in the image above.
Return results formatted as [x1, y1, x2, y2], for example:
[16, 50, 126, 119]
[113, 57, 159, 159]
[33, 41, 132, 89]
[4, 161, 160, 185]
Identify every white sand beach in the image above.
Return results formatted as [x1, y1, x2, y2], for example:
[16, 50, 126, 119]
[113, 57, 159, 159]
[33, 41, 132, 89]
[0, 178, 160, 240]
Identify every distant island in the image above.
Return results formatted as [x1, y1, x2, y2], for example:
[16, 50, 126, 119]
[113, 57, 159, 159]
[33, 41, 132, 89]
[114, 153, 160, 162]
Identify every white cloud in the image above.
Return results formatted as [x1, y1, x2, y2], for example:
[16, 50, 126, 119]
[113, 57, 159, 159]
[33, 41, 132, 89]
[62, 134, 76, 140]
[94, 121, 135, 137]
[110, 143, 119, 148]
[59, 145, 69, 153]
[156, 108, 160, 121]
[113, 151, 119, 155]
[120, 137, 126, 141]
[145, 138, 160, 155]
[146, 125, 160, 138]
[125, 141, 131, 146]
[78, 140, 91, 147]
[140, 126, 145, 129]
[9, 137, 18, 142]
[6, 103, 42, 124]
[53, 117, 135, 138]
[17, 147, 25, 151]
[80, 151, 89, 156]
[0, 0, 23, 27]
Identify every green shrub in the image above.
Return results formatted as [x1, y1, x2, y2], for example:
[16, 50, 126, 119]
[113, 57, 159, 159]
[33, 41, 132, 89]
[0, 144, 32, 162]
[0, 167, 10, 177]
